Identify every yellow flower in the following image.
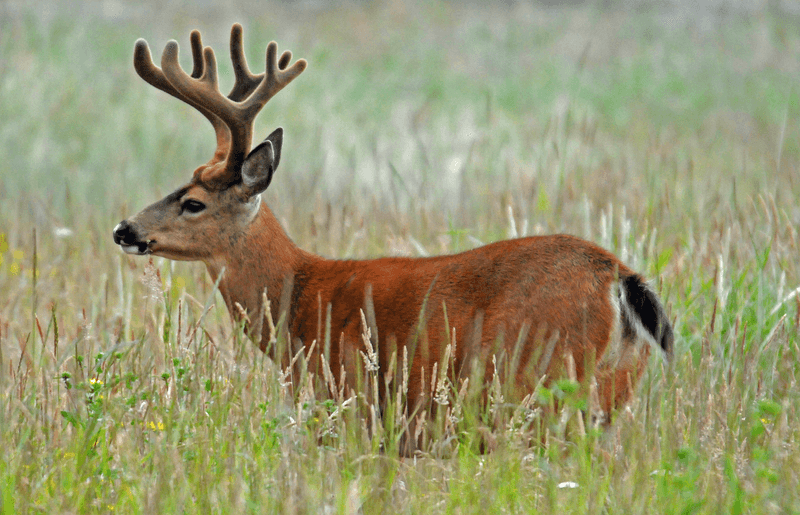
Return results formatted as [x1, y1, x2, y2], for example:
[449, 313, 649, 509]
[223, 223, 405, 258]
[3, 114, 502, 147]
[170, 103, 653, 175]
[147, 421, 165, 431]
[12, 249, 23, 260]
[9, 262, 20, 276]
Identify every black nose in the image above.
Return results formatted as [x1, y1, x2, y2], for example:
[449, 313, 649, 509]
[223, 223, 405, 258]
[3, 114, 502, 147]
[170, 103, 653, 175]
[113, 220, 136, 245]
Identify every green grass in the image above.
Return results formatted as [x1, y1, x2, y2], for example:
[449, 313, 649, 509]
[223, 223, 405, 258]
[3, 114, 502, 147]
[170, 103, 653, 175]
[2, 0, 800, 512]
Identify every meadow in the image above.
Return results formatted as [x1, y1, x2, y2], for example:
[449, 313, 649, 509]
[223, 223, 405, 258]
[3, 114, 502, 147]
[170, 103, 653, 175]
[1, 0, 800, 512]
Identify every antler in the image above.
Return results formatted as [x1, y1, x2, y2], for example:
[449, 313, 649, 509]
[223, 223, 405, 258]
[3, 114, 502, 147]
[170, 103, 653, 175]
[133, 24, 306, 187]
[134, 30, 232, 163]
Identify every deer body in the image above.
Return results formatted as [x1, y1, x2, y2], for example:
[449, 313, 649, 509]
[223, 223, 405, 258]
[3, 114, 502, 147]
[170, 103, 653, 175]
[286, 231, 661, 414]
[114, 25, 672, 428]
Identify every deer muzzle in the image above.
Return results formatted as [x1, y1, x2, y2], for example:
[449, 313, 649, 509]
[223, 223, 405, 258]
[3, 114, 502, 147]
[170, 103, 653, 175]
[113, 220, 152, 255]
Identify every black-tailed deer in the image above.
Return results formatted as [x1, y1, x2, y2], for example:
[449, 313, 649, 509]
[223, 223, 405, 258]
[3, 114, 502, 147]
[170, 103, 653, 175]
[114, 24, 673, 439]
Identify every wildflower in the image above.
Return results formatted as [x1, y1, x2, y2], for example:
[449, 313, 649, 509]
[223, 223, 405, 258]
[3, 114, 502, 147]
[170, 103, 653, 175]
[89, 378, 104, 393]
[53, 227, 74, 238]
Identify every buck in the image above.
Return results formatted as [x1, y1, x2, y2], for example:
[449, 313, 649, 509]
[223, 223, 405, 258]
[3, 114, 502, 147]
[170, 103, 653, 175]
[114, 25, 673, 431]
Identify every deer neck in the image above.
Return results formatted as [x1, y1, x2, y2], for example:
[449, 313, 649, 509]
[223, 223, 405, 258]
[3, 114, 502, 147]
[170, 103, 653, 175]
[203, 202, 313, 348]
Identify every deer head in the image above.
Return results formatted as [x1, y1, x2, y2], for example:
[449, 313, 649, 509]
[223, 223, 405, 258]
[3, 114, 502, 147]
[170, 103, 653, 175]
[113, 24, 306, 263]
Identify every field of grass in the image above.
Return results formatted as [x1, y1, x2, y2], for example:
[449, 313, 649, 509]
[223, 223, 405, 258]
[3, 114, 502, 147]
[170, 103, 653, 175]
[2, 0, 800, 512]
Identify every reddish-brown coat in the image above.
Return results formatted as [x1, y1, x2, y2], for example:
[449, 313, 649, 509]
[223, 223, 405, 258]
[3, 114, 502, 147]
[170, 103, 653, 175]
[207, 205, 648, 413]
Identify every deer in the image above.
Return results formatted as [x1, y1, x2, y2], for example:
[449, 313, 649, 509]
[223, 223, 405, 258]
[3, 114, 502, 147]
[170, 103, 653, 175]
[113, 24, 673, 443]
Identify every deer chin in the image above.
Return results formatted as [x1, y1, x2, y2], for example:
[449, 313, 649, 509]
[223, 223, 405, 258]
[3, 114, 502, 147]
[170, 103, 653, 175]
[120, 241, 152, 255]
[146, 244, 206, 262]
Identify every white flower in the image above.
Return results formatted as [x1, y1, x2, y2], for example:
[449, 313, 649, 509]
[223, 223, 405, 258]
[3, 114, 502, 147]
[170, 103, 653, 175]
[53, 227, 74, 238]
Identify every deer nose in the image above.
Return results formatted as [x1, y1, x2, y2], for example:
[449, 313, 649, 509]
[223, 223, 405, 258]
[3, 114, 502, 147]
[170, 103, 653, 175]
[113, 220, 136, 245]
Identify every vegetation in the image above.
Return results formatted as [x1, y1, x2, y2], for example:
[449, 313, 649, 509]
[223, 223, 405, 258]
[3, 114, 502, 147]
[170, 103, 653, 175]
[1, 0, 800, 512]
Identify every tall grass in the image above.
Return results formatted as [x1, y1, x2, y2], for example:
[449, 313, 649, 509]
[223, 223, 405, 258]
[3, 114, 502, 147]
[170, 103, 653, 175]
[2, 0, 800, 512]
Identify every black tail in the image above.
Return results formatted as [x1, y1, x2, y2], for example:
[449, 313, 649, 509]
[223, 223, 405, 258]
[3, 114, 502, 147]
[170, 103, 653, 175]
[620, 274, 674, 359]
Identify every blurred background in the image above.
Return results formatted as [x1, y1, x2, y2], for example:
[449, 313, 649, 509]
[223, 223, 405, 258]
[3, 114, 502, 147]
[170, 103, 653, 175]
[3, 0, 798, 231]
[1, 0, 799, 305]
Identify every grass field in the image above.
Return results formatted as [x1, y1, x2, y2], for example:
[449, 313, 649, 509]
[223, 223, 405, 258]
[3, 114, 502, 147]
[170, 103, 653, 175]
[2, 0, 800, 512]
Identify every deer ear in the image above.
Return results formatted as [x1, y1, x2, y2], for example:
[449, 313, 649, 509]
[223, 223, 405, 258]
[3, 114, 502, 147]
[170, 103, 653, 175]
[241, 127, 283, 195]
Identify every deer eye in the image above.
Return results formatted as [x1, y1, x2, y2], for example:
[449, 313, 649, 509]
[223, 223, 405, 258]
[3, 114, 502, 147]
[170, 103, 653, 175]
[181, 199, 206, 214]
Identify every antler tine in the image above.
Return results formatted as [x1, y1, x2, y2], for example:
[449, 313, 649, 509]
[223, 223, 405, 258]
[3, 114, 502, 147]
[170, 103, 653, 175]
[160, 40, 227, 117]
[239, 41, 307, 121]
[134, 39, 182, 98]
[228, 22, 298, 100]
[228, 23, 262, 102]
[189, 30, 204, 79]
[134, 35, 231, 160]
[278, 50, 292, 70]
[134, 36, 209, 112]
